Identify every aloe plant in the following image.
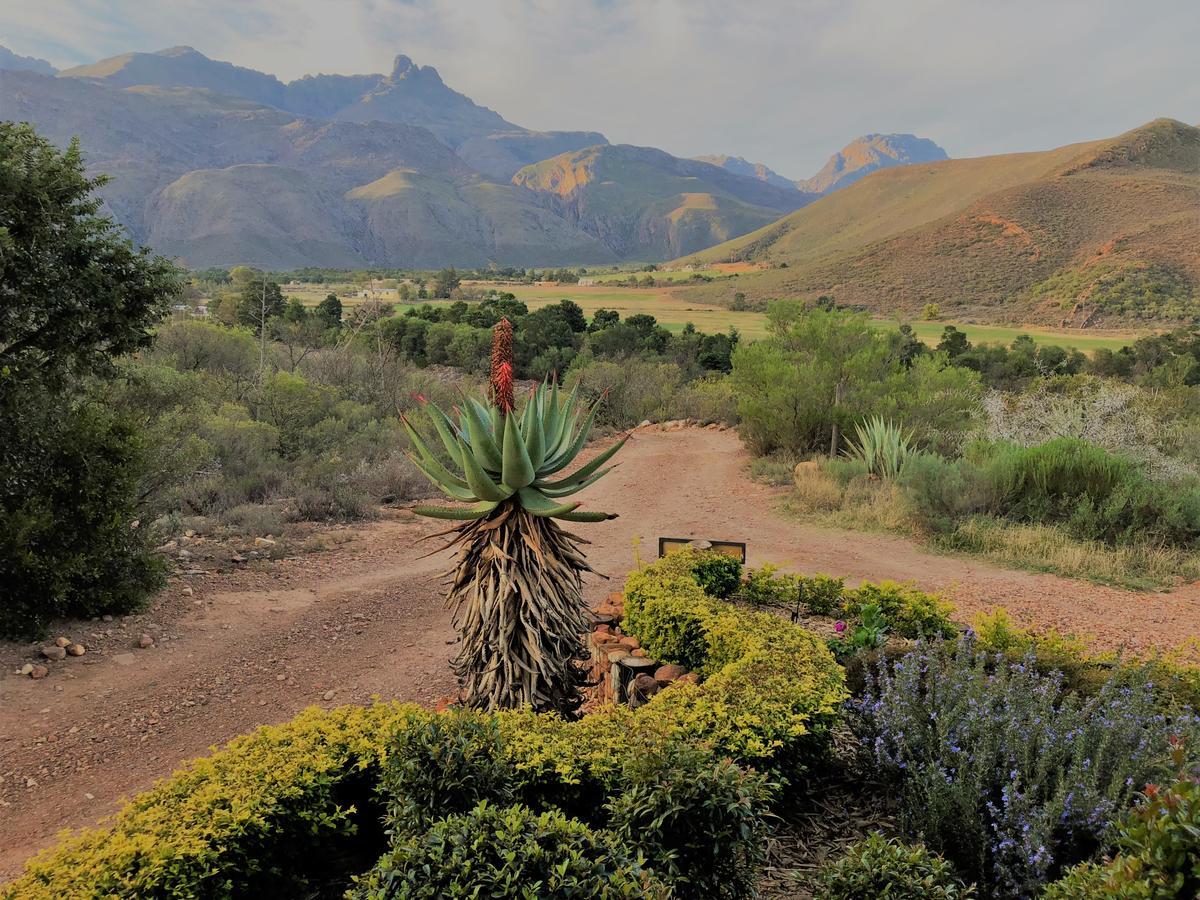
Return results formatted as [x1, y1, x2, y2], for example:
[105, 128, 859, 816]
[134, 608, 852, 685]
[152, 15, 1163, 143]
[845, 415, 913, 480]
[404, 318, 625, 716]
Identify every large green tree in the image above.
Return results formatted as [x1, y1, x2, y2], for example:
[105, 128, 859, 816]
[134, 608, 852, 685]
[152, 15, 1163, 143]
[0, 122, 180, 637]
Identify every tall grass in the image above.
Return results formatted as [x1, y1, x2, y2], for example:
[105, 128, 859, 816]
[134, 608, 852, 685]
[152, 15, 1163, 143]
[783, 459, 1199, 590]
[941, 517, 1200, 590]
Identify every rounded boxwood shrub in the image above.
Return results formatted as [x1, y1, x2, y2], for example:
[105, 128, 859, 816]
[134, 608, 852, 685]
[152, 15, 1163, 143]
[380, 706, 515, 829]
[819, 832, 975, 899]
[607, 742, 774, 899]
[351, 802, 668, 899]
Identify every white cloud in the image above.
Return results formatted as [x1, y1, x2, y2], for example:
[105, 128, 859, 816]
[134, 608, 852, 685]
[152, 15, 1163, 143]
[2, 0, 1197, 175]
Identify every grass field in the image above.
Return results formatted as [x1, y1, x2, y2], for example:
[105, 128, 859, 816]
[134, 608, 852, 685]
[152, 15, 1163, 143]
[584, 268, 739, 284]
[278, 281, 1144, 351]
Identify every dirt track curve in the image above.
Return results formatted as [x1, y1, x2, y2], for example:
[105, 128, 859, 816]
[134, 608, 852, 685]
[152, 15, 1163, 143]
[4, 424, 1200, 879]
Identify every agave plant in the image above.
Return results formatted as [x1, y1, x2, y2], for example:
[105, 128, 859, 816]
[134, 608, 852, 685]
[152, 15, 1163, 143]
[403, 318, 625, 716]
[845, 415, 913, 480]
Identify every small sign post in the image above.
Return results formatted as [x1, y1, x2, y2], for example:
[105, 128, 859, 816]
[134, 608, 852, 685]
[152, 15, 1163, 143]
[657, 537, 746, 564]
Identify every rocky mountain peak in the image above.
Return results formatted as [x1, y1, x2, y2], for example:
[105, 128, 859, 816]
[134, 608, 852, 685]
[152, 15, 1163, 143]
[795, 133, 948, 194]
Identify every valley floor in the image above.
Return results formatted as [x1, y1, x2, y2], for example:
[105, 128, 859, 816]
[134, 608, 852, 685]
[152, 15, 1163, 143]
[3, 425, 1200, 879]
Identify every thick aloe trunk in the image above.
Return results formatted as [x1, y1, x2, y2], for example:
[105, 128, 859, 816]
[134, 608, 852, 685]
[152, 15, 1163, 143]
[440, 499, 593, 717]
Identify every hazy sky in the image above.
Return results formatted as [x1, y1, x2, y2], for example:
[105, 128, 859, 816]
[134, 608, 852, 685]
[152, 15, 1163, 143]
[3, 0, 1197, 176]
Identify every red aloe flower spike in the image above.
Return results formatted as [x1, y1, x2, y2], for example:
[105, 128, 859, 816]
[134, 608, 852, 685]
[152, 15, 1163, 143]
[490, 318, 515, 413]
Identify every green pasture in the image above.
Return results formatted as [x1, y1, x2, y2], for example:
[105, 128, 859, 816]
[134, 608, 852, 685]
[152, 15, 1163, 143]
[284, 280, 1144, 353]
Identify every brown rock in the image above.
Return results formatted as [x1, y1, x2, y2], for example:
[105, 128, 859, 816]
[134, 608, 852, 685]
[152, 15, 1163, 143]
[606, 649, 630, 664]
[632, 673, 661, 697]
[41, 645, 67, 661]
[677, 672, 701, 686]
[434, 696, 457, 712]
[54, 636, 71, 648]
[625, 636, 640, 650]
[630, 648, 648, 658]
[137, 634, 154, 649]
[594, 624, 612, 635]
[67, 643, 86, 657]
[654, 664, 689, 684]
[30, 665, 49, 679]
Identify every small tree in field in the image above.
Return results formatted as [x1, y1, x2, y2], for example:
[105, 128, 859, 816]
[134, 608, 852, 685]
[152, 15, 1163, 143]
[405, 319, 624, 715]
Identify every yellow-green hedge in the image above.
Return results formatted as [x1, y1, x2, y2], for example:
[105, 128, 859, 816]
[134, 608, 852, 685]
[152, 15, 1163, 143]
[4, 553, 845, 898]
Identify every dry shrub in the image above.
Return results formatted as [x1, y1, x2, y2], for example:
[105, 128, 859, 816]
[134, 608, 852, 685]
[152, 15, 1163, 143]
[791, 462, 844, 511]
[944, 517, 1200, 589]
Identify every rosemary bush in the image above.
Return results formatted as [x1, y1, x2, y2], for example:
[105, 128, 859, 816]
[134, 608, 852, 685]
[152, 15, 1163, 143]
[850, 639, 1194, 896]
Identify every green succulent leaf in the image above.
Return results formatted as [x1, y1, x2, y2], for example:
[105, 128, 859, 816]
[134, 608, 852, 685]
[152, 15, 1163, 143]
[553, 509, 619, 523]
[523, 395, 545, 471]
[402, 418, 470, 490]
[516, 487, 580, 518]
[406, 453, 476, 501]
[457, 437, 513, 502]
[411, 500, 500, 520]
[541, 398, 601, 476]
[462, 400, 503, 473]
[535, 436, 628, 490]
[502, 412, 536, 490]
[538, 465, 615, 498]
[426, 403, 465, 469]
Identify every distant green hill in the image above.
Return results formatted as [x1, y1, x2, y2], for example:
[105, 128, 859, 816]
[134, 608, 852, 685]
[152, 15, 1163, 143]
[681, 119, 1200, 327]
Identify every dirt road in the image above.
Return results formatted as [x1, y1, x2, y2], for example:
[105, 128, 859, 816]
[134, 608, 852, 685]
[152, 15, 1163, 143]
[3, 425, 1199, 878]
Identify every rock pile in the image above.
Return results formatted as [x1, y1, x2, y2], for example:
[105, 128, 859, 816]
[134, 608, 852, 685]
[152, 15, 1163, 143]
[586, 592, 698, 707]
[14, 635, 88, 678]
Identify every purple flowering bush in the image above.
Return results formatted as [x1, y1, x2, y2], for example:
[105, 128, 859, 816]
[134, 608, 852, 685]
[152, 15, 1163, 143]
[849, 638, 1195, 897]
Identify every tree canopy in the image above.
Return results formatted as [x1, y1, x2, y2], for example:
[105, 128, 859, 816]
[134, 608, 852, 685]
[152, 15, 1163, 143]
[0, 123, 179, 384]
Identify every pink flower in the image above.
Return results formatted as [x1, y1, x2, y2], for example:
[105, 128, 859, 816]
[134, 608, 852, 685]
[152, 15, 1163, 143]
[834, 620, 847, 635]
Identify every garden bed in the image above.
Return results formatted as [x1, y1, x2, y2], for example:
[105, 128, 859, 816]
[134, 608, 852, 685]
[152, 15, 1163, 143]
[8, 550, 1200, 899]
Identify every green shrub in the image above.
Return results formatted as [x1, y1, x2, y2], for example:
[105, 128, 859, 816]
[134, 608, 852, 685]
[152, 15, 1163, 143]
[738, 563, 800, 608]
[819, 832, 975, 899]
[621, 550, 847, 764]
[899, 451, 992, 533]
[852, 640, 1192, 897]
[1046, 750, 1200, 899]
[380, 707, 515, 830]
[692, 553, 743, 599]
[973, 438, 1200, 547]
[352, 802, 668, 899]
[0, 392, 166, 638]
[3, 704, 419, 899]
[844, 580, 957, 639]
[7, 556, 845, 898]
[800, 573, 845, 616]
[607, 743, 774, 899]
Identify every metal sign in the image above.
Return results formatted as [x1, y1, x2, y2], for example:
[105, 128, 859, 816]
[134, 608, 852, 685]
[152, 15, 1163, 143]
[658, 537, 746, 564]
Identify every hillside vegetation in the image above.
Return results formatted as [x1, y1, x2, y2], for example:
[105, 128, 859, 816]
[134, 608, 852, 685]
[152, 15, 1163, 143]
[683, 119, 1200, 327]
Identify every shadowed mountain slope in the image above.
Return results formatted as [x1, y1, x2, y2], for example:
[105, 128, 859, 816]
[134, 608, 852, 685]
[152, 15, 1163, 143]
[0, 69, 616, 268]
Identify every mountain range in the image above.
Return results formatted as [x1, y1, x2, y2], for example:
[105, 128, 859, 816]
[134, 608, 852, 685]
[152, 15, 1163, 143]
[0, 44, 945, 269]
[681, 118, 1200, 327]
[695, 134, 949, 195]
